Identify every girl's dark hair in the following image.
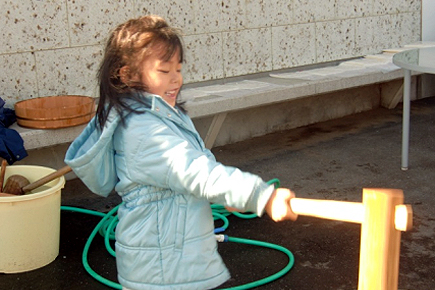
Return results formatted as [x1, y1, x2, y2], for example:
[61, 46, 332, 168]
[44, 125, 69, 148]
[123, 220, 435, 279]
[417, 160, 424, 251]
[96, 15, 184, 130]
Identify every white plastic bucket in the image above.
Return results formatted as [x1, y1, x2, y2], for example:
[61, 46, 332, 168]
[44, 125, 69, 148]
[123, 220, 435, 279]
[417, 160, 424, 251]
[0, 165, 65, 273]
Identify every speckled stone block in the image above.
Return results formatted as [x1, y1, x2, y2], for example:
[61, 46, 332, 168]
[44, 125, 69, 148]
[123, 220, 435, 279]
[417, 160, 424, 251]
[221, 0, 245, 31]
[373, 15, 398, 50]
[355, 17, 378, 56]
[192, 0, 225, 33]
[272, 23, 316, 70]
[387, 12, 421, 49]
[183, 33, 224, 83]
[408, 0, 422, 12]
[374, 0, 400, 15]
[294, 0, 336, 23]
[0, 52, 38, 105]
[245, 0, 293, 28]
[0, 0, 68, 54]
[67, 0, 135, 46]
[34, 46, 103, 97]
[374, 0, 421, 15]
[151, 1, 246, 33]
[271, 0, 295, 26]
[151, 0, 194, 34]
[397, 12, 422, 46]
[316, 19, 356, 62]
[336, 0, 372, 18]
[223, 28, 272, 77]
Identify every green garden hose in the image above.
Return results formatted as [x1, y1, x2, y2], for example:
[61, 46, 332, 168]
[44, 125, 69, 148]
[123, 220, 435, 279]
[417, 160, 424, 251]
[60, 178, 294, 289]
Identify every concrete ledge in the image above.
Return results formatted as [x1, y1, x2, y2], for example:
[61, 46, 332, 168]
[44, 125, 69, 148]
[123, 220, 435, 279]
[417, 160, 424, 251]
[10, 123, 88, 150]
[181, 61, 407, 119]
[179, 52, 418, 147]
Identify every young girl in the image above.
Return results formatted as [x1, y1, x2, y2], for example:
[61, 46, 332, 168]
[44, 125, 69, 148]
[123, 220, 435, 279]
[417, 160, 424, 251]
[65, 15, 297, 290]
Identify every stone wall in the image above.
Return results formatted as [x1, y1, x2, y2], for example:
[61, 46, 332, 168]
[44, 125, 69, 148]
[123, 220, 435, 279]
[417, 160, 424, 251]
[0, 0, 421, 106]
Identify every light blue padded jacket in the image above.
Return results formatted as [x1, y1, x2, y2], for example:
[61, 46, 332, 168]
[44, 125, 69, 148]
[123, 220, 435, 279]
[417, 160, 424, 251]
[64, 93, 274, 290]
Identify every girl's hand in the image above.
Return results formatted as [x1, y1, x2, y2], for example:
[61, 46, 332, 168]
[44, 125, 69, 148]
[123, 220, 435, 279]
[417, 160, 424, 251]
[265, 188, 298, 222]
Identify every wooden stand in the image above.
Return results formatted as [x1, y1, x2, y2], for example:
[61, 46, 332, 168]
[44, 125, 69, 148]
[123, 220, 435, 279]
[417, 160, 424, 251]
[289, 188, 412, 290]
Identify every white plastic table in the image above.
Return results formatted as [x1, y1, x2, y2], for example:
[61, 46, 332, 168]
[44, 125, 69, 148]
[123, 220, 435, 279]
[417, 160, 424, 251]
[393, 47, 435, 170]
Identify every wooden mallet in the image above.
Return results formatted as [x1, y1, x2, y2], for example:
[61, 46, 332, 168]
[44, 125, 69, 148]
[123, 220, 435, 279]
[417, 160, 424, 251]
[288, 188, 412, 290]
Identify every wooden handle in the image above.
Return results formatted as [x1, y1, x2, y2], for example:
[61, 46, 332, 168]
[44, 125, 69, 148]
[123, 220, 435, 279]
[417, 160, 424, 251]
[289, 196, 412, 232]
[22, 165, 72, 193]
[0, 159, 7, 192]
[290, 197, 365, 224]
[395, 204, 413, 231]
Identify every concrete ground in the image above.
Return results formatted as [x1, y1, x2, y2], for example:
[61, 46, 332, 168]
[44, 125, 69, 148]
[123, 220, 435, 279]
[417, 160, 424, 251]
[2, 96, 435, 290]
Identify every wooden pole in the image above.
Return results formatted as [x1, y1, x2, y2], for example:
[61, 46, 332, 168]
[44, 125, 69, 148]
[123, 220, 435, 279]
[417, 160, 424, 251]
[288, 188, 412, 290]
[357, 188, 405, 290]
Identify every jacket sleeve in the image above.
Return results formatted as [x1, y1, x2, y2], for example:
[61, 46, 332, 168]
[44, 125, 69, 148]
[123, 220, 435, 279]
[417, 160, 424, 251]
[124, 115, 274, 216]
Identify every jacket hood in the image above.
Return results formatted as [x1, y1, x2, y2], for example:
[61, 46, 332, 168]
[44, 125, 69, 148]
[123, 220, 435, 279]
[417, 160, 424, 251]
[65, 93, 168, 197]
[64, 108, 121, 197]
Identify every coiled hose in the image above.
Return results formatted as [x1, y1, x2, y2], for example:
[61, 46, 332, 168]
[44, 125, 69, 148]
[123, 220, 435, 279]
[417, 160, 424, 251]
[60, 179, 294, 289]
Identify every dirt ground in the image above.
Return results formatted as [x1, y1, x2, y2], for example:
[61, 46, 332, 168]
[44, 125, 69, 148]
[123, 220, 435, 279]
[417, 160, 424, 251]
[2, 97, 435, 289]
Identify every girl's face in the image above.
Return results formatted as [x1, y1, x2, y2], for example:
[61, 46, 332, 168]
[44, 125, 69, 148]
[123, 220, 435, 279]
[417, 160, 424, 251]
[138, 47, 183, 107]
